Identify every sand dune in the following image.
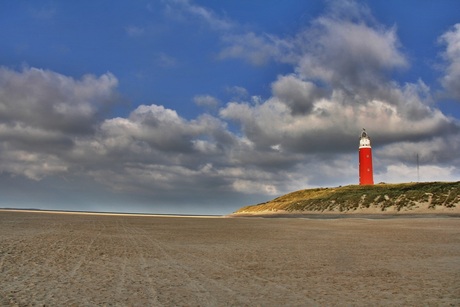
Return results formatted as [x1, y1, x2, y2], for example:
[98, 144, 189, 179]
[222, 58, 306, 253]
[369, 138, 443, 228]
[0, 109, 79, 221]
[1, 210, 459, 306]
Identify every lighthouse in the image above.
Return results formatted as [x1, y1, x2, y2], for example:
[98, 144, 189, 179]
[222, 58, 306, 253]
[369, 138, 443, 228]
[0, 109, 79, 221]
[359, 129, 374, 185]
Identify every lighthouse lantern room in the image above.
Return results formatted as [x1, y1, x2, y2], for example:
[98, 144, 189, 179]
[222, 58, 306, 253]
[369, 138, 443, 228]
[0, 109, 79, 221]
[359, 129, 374, 185]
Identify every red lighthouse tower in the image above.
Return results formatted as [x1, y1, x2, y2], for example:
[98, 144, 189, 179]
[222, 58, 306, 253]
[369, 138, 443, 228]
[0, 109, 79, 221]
[359, 129, 374, 185]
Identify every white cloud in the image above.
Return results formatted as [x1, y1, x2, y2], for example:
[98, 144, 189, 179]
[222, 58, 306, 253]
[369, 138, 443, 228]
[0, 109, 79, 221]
[212, 0, 407, 84]
[439, 23, 460, 99]
[232, 179, 278, 195]
[272, 74, 325, 115]
[221, 80, 453, 154]
[218, 32, 289, 65]
[99, 104, 204, 153]
[0, 149, 68, 180]
[193, 94, 220, 108]
[0, 67, 118, 134]
[377, 163, 457, 184]
[298, 18, 408, 81]
[376, 134, 460, 166]
[164, 1, 290, 66]
[0, 67, 119, 179]
[165, 0, 233, 31]
[226, 86, 249, 100]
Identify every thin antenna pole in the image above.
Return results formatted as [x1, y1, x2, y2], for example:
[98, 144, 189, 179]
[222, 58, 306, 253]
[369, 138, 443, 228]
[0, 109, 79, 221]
[416, 153, 420, 182]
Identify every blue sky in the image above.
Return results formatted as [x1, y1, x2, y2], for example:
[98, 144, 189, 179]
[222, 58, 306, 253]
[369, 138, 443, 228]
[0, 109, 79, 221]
[0, 0, 460, 214]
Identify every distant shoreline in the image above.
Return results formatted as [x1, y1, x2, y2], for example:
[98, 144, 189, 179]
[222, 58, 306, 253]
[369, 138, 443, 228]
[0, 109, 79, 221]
[0, 208, 222, 218]
[2, 208, 459, 220]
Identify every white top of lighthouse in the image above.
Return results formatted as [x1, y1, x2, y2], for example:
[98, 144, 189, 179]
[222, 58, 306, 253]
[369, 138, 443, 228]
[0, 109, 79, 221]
[359, 128, 371, 148]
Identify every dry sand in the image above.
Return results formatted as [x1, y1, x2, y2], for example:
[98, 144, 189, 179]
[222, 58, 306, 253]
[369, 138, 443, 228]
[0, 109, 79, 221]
[0, 210, 459, 306]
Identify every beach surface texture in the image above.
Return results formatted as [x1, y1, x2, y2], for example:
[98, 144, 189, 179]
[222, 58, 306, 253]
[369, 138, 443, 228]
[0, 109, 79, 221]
[0, 210, 459, 306]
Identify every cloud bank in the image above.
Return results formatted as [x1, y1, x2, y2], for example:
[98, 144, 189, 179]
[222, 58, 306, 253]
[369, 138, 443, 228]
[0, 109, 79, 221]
[439, 23, 460, 100]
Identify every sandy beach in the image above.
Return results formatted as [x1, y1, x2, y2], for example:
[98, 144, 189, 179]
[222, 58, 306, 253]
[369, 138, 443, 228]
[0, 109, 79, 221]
[1, 210, 459, 306]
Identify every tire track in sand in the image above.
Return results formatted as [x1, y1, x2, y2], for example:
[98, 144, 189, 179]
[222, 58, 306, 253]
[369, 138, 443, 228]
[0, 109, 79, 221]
[131, 226, 226, 306]
[119, 219, 160, 306]
[122, 220, 220, 306]
[68, 220, 103, 278]
[133, 226, 317, 305]
[0, 239, 27, 273]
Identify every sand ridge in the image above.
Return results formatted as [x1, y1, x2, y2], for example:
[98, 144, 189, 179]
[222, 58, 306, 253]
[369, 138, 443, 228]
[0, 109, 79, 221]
[1, 210, 459, 306]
